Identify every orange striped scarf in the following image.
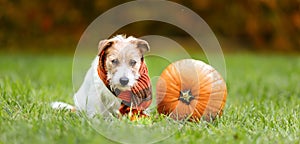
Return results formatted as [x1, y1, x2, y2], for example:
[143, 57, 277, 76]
[97, 51, 152, 115]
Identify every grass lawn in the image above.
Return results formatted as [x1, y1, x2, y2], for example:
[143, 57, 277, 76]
[0, 53, 299, 143]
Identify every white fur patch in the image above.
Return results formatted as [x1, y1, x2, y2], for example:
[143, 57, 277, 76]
[51, 102, 75, 111]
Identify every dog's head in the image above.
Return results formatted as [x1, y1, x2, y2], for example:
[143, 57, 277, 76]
[98, 35, 150, 91]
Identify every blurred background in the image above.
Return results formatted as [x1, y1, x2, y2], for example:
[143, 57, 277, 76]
[1, 0, 300, 54]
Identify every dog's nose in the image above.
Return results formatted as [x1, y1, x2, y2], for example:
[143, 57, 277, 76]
[119, 77, 129, 86]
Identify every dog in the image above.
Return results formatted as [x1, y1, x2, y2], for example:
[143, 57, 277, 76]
[52, 35, 152, 118]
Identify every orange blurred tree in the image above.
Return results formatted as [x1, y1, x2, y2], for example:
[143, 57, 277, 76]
[0, 0, 299, 52]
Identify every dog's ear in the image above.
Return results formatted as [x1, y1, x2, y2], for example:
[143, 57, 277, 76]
[135, 39, 150, 55]
[98, 39, 114, 56]
[98, 39, 114, 70]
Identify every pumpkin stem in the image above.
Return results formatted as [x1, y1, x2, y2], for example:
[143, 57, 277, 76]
[178, 90, 194, 105]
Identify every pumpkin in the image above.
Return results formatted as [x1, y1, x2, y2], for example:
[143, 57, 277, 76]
[156, 59, 227, 121]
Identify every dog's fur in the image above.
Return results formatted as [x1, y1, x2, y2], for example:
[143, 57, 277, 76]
[52, 35, 150, 117]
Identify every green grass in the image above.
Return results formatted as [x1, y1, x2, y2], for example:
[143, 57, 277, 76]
[1, 53, 300, 144]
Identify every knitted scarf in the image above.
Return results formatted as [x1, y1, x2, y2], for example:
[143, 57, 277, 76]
[97, 50, 152, 114]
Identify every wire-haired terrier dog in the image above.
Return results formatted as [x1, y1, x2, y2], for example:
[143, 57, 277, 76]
[52, 35, 152, 119]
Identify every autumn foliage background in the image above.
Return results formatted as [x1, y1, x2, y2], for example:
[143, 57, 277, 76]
[0, 0, 300, 53]
[1, 1, 300, 143]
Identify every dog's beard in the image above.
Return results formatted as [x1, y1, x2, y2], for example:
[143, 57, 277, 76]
[109, 79, 137, 92]
[110, 84, 130, 92]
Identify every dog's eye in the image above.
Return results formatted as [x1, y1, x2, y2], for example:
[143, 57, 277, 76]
[129, 60, 137, 66]
[111, 59, 119, 65]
